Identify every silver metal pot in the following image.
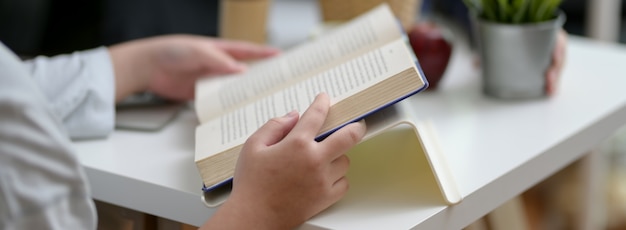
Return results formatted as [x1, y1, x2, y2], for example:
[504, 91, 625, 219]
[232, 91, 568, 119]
[474, 12, 566, 99]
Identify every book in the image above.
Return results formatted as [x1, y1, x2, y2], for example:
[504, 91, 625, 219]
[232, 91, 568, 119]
[201, 99, 462, 208]
[302, 101, 462, 228]
[194, 3, 428, 193]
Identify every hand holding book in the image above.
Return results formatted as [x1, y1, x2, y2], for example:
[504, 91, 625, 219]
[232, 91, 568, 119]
[201, 93, 366, 229]
[198, 4, 462, 228]
[194, 4, 428, 190]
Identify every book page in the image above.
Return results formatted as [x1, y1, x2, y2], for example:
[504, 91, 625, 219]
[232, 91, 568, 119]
[195, 4, 403, 123]
[196, 38, 418, 161]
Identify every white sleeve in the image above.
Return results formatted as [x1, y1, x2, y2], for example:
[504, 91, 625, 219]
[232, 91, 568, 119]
[22, 47, 115, 139]
[0, 43, 97, 229]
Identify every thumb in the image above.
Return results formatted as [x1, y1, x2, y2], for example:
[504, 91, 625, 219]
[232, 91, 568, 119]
[247, 111, 300, 147]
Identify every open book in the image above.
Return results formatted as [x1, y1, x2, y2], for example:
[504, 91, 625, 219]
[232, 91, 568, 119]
[201, 101, 462, 209]
[194, 3, 428, 191]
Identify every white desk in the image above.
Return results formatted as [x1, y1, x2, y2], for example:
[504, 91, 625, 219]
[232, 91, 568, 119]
[73, 1, 626, 229]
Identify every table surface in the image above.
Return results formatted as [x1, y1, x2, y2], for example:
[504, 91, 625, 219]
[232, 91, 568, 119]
[72, 1, 626, 229]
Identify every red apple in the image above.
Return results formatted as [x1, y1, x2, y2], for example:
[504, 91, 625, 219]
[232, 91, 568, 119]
[407, 22, 453, 90]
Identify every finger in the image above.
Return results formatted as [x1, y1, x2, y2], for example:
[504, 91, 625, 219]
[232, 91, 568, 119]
[213, 40, 280, 60]
[546, 29, 568, 95]
[246, 110, 300, 146]
[329, 155, 350, 183]
[314, 176, 349, 214]
[553, 30, 567, 67]
[196, 43, 247, 74]
[320, 120, 366, 160]
[288, 93, 330, 140]
[546, 69, 558, 96]
[330, 176, 349, 200]
[551, 30, 566, 75]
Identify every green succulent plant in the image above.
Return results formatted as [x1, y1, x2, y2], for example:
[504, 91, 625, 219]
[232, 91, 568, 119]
[462, 0, 563, 24]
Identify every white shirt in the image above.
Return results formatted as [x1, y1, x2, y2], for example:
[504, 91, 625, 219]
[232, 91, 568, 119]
[23, 47, 115, 139]
[0, 43, 115, 229]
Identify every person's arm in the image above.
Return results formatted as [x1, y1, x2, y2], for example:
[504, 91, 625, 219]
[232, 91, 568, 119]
[21, 35, 279, 140]
[0, 43, 97, 229]
[202, 93, 367, 229]
[22, 48, 115, 139]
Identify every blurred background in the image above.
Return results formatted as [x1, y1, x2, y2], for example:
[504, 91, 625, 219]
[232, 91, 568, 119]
[1, 0, 625, 229]
[0, 0, 220, 56]
[1, 0, 625, 57]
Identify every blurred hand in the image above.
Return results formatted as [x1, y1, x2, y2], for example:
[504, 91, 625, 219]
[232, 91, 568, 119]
[109, 35, 279, 102]
[546, 29, 568, 96]
[202, 93, 367, 230]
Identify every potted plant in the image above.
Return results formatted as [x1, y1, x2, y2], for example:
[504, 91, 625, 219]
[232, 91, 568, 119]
[462, 0, 565, 99]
